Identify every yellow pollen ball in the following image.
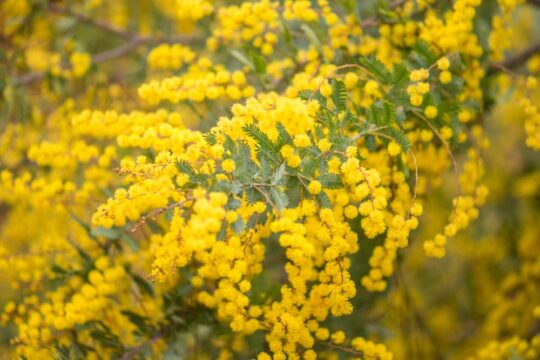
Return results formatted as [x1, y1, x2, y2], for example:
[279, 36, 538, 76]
[387, 141, 401, 156]
[424, 105, 438, 119]
[222, 159, 236, 173]
[308, 180, 322, 194]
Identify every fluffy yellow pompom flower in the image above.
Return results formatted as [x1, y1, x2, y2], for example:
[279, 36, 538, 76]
[424, 105, 438, 119]
[437, 57, 450, 70]
[331, 331, 346, 344]
[439, 71, 452, 84]
[387, 141, 401, 156]
[308, 180, 322, 194]
[317, 138, 332, 152]
[293, 134, 311, 147]
[344, 72, 358, 89]
[222, 159, 236, 173]
[320, 82, 333, 97]
[410, 68, 429, 81]
[70, 51, 91, 77]
[344, 205, 359, 219]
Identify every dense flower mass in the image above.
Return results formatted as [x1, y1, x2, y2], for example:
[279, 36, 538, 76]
[1, 0, 540, 359]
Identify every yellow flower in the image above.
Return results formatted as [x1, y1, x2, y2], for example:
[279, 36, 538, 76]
[222, 159, 236, 173]
[317, 138, 332, 152]
[437, 57, 450, 70]
[439, 71, 452, 84]
[308, 180, 322, 194]
[320, 81, 333, 97]
[410, 68, 429, 81]
[387, 141, 401, 156]
[424, 105, 438, 119]
[331, 330, 346, 344]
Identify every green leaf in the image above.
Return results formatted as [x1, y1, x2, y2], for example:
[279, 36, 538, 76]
[302, 158, 319, 177]
[120, 233, 139, 251]
[246, 187, 263, 204]
[90, 329, 121, 349]
[298, 90, 312, 100]
[223, 135, 236, 153]
[272, 163, 286, 186]
[204, 132, 217, 145]
[91, 227, 120, 239]
[233, 141, 255, 183]
[319, 173, 344, 189]
[175, 160, 194, 176]
[359, 56, 392, 84]
[242, 124, 278, 163]
[271, 188, 288, 212]
[227, 198, 242, 210]
[55, 346, 71, 360]
[232, 217, 246, 234]
[230, 182, 243, 196]
[367, 100, 396, 126]
[228, 49, 254, 70]
[412, 40, 438, 67]
[314, 125, 325, 140]
[216, 221, 227, 241]
[121, 310, 153, 335]
[175, 159, 207, 185]
[301, 23, 322, 51]
[276, 123, 292, 149]
[392, 63, 410, 89]
[280, 20, 297, 53]
[131, 273, 154, 296]
[381, 101, 397, 123]
[72, 243, 93, 264]
[332, 80, 347, 112]
[249, 50, 267, 74]
[316, 191, 332, 208]
[385, 126, 411, 151]
[70, 213, 92, 234]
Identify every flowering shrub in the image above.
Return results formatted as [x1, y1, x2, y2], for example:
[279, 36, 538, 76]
[1, 0, 540, 359]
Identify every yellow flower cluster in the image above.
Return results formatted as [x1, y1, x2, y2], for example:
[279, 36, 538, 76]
[489, 0, 525, 61]
[469, 336, 540, 360]
[69, 51, 92, 78]
[520, 96, 540, 150]
[408, 68, 431, 107]
[351, 336, 394, 360]
[154, 0, 213, 26]
[3, 0, 540, 358]
[208, 0, 279, 54]
[425, 140, 488, 258]
[139, 63, 254, 104]
[147, 44, 196, 71]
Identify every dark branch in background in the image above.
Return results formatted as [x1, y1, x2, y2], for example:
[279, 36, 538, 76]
[489, 38, 540, 75]
[48, 3, 133, 40]
[13, 4, 200, 86]
[487, 0, 540, 73]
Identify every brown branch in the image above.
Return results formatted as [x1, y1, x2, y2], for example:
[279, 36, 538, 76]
[528, 0, 540, 6]
[48, 3, 133, 40]
[119, 332, 165, 360]
[361, 0, 408, 27]
[489, 38, 540, 74]
[13, 4, 200, 86]
[14, 33, 199, 86]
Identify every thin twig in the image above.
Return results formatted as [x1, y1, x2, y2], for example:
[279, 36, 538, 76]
[317, 340, 363, 356]
[13, 7, 200, 86]
[407, 148, 419, 215]
[48, 3, 133, 40]
[412, 109, 461, 199]
[489, 38, 540, 74]
[120, 332, 165, 360]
